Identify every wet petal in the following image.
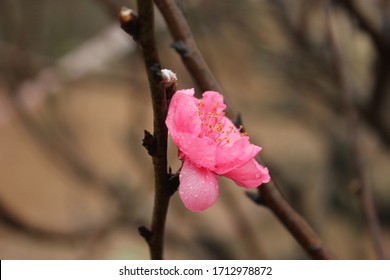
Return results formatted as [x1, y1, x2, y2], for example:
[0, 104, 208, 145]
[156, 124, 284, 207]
[179, 160, 219, 212]
[178, 132, 216, 170]
[223, 158, 270, 188]
[215, 137, 261, 174]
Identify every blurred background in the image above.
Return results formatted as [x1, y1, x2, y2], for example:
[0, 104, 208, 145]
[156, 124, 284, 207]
[0, 0, 389, 259]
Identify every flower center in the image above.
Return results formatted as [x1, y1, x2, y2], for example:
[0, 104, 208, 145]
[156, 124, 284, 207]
[197, 101, 246, 146]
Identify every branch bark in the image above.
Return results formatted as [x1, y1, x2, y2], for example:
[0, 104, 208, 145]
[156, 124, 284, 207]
[154, 0, 335, 259]
[122, 2, 171, 259]
[338, 0, 390, 146]
[250, 180, 335, 259]
[153, 0, 223, 93]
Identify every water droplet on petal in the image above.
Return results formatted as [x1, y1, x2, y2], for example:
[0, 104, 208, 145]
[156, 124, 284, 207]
[194, 194, 198, 198]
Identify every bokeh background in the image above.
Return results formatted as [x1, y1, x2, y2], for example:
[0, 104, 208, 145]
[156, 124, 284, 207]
[0, 0, 389, 259]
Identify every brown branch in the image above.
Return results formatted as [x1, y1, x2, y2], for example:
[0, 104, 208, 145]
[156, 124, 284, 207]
[270, 0, 390, 150]
[153, 0, 223, 93]
[121, 2, 170, 259]
[323, 0, 387, 260]
[249, 180, 335, 259]
[154, 0, 335, 259]
[338, 0, 388, 53]
[338, 0, 390, 121]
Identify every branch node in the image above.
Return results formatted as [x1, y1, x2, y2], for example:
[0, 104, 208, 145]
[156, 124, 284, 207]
[142, 130, 156, 156]
[150, 63, 163, 82]
[233, 112, 243, 128]
[161, 69, 178, 104]
[138, 225, 152, 243]
[171, 41, 190, 57]
[246, 190, 266, 206]
[167, 171, 180, 196]
[119, 7, 140, 41]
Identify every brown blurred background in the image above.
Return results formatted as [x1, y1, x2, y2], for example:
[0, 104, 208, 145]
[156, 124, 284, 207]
[0, 0, 389, 259]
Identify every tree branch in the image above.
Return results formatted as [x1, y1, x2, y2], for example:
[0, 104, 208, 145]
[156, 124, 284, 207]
[338, 0, 390, 132]
[121, 2, 171, 259]
[154, 0, 335, 259]
[323, 0, 387, 260]
[249, 180, 335, 259]
[153, 0, 223, 93]
[337, 0, 388, 54]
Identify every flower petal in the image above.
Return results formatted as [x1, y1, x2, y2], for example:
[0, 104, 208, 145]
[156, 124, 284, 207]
[166, 89, 201, 144]
[178, 132, 216, 170]
[179, 160, 219, 212]
[222, 158, 270, 188]
[200, 91, 226, 115]
[215, 137, 261, 174]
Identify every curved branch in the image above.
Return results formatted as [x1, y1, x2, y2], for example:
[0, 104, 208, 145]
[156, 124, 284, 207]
[121, 2, 170, 259]
[154, 0, 335, 259]
[249, 180, 335, 259]
[153, 0, 223, 94]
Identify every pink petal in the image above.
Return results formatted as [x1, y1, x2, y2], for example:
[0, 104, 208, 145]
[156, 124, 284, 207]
[200, 91, 226, 115]
[166, 89, 201, 144]
[178, 132, 216, 170]
[223, 158, 270, 188]
[215, 137, 261, 174]
[179, 160, 219, 212]
[178, 88, 195, 97]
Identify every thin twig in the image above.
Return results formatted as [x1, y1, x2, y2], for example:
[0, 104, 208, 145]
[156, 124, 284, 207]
[122, 2, 171, 259]
[154, 0, 335, 259]
[323, 0, 387, 260]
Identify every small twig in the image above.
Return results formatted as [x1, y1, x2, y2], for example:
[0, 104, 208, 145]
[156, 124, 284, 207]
[121, 2, 171, 259]
[323, 0, 387, 260]
[154, 0, 335, 259]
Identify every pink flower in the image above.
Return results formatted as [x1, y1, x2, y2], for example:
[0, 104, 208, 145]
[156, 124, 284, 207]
[166, 89, 270, 212]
